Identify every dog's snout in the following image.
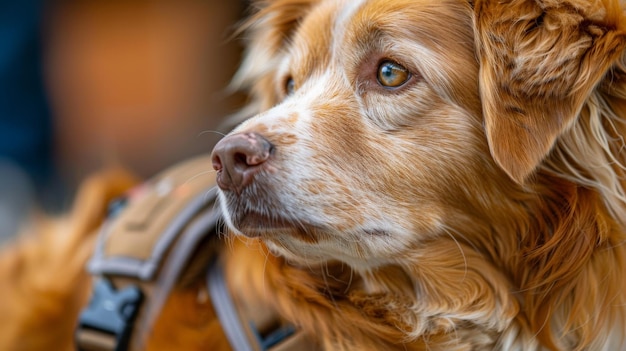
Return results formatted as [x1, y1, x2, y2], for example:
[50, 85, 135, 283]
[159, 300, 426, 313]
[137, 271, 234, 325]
[211, 132, 274, 192]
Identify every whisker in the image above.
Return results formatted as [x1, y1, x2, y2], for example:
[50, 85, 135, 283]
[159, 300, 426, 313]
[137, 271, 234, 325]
[184, 170, 217, 187]
[344, 264, 354, 294]
[322, 261, 339, 309]
[441, 225, 468, 283]
[197, 130, 227, 138]
[261, 244, 271, 295]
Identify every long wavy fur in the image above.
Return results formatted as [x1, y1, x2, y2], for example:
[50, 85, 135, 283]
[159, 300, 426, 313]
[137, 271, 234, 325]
[224, 0, 626, 350]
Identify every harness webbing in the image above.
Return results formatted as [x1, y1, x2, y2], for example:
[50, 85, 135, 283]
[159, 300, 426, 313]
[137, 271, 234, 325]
[207, 260, 257, 351]
[75, 155, 313, 351]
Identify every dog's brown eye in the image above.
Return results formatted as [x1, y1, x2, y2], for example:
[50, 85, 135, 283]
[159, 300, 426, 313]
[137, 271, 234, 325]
[377, 61, 410, 88]
[285, 77, 296, 95]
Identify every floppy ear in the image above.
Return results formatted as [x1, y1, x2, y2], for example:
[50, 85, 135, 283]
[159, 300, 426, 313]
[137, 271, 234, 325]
[473, 0, 626, 183]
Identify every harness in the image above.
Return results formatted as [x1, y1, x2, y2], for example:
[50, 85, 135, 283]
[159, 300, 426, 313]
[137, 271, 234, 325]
[74, 156, 314, 351]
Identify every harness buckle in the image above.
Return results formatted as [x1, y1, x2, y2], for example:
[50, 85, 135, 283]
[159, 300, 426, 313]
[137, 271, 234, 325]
[76, 279, 143, 351]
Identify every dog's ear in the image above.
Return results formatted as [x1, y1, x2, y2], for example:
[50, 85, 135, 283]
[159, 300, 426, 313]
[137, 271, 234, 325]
[230, 0, 319, 113]
[473, 0, 626, 183]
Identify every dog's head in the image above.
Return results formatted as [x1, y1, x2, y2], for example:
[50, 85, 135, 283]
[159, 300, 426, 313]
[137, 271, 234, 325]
[212, 0, 626, 267]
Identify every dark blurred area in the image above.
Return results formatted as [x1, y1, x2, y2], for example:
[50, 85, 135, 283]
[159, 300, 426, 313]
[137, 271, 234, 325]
[0, 0, 247, 242]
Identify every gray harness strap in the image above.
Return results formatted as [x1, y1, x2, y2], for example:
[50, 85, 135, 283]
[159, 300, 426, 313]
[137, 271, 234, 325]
[75, 155, 312, 351]
[76, 156, 222, 351]
[208, 260, 257, 351]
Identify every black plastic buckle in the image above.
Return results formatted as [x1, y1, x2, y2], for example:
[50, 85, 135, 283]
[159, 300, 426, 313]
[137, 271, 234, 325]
[76, 279, 143, 351]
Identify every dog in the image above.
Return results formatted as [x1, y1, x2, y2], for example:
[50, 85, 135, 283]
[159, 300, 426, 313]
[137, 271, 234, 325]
[212, 0, 626, 350]
[2, 1, 626, 350]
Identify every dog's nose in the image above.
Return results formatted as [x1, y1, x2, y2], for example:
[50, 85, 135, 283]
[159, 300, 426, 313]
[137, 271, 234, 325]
[211, 132, 274, 192]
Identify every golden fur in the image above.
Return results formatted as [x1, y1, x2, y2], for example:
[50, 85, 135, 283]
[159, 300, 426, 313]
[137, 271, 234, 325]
[218, 0, 626, 350]
[1, 1, 626, 350]
[0, 169, 138, 350]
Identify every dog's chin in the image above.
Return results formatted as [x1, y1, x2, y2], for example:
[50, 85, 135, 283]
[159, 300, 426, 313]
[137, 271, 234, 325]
[227, 214, 402, 268]
[227, 210, 322, 242]
[219, 194, 411, 266]
[230, 212, 293, 238]
[226, 214, 334, 264]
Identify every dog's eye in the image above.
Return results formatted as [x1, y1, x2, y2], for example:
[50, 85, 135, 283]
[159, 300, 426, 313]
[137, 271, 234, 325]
[285, 77, 296, 96]
[377, 61, 410, 88]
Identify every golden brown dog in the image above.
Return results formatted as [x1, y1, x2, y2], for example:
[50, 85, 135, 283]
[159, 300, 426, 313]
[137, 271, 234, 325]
[213, 0, 626, 350]
[2, 1, 626, 350]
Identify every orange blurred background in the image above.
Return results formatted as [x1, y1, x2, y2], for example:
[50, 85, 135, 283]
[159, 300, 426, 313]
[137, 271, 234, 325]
[45, 0, 245, 186]
[0, 1, 250, 240]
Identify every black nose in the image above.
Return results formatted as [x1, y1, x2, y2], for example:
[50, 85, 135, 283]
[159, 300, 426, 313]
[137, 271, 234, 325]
[211, 132, 274, 192]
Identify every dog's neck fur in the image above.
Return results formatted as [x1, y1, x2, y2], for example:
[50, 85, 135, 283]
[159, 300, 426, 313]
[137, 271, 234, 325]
[228, 179, 626, 351]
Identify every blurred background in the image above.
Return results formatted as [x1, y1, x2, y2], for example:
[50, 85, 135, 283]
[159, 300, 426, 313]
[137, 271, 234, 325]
[0, 0, 248, 242]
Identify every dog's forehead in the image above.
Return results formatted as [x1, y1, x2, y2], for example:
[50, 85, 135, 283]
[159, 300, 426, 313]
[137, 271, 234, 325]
[288, 0, 474, 74]
[280, 0, 477, 112]
[285, 0, 354, 71]
[290, 0, 411, 62]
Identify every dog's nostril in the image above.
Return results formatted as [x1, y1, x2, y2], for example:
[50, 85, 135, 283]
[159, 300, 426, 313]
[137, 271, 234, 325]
[234, 152, 249, 167]
[211, 153, 223, 172]
[210, 132, 274, 192]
